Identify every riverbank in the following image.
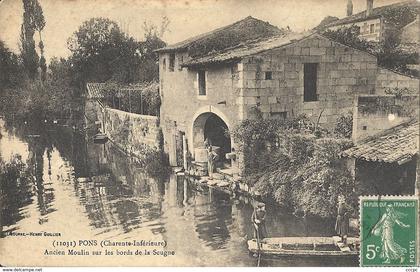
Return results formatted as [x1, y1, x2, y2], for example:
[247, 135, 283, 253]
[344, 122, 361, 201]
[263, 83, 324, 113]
[0, 119, 357, 266]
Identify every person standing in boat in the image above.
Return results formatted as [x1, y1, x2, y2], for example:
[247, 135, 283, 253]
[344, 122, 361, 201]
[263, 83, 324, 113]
[335, 195, 350, 244]
[207, 145, 218, 180]
[252, 202, 267, 241]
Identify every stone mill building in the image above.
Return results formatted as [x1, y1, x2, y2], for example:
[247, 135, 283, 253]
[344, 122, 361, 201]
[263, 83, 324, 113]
[156, 16, 419, 173]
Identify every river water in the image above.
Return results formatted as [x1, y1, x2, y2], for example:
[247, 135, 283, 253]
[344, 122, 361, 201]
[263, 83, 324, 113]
[0, 119, 357, 266]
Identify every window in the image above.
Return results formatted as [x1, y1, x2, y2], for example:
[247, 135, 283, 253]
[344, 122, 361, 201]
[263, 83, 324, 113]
[265, 71, 272, 80]
[162, 58, 166, 71]
[198, 71, 206, 96]
[369, 24, 375, 34]
[169, 53, 175, 72]
[178, 55, 183, 71]
[304, 63, 318, 102]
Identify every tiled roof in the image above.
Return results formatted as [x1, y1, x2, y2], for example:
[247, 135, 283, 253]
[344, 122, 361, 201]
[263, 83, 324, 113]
[86, 82, 158, 99]
[182, 32, 376, 67]
[182, 32, 313, 66]
[155, 16, 284, 56]
[325, 0, 420, 28]
[342, 120, 419, 164]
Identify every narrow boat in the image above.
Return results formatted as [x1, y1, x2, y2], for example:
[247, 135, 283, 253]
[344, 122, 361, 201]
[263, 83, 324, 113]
[247, 236, 359, 257]
[93, 133, 109, 144]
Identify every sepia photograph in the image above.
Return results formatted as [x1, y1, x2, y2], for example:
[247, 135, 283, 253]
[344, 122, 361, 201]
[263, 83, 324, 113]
[0, 0, 419, 268]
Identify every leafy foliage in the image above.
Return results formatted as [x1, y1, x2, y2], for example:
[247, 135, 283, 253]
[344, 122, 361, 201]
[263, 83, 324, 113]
[0, 41, 24, 89]
[0, 49, 78, 124]
[322, 26, 374, 53]
[67, 17, 166, 88]
[0, 155, 34, 226]
[334, 113, 353, 139]
[20, 0, 40, 80]
[233, 116, 355, 217]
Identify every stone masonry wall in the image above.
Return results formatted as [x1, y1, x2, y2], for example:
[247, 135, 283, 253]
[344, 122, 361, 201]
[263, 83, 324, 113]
[327, 17, 383, 42]
[375, 68, 419, 94]
[352, 95, 419, 142]
[239, 34, 378, 129]
[103, 107, 160, 150]
[159, 51, 241, 165]
[87, 99, 161, 155]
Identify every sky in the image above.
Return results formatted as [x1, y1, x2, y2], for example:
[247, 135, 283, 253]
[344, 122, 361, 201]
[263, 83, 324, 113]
[0, 0, 406, 61]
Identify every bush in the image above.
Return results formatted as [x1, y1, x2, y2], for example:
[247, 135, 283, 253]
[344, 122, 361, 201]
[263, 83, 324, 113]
[334, 113, 353, 139]
[233, 116, 356, 218]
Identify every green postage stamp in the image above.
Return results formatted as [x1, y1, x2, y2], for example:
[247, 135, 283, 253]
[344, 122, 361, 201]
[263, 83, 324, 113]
[360, 196, 419, 267]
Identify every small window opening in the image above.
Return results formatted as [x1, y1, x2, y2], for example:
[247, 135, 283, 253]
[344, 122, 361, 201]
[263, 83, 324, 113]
[178, 55, 183, 71]
[369, 24, 375, 34]
[198, 71, 206, 96]
[169, 53, 175, 72]
[265, 71, 272, 80]
[304, 63, 318, 102]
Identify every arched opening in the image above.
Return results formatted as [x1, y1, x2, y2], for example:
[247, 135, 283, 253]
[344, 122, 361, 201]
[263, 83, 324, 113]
[192, 112, 231, 165]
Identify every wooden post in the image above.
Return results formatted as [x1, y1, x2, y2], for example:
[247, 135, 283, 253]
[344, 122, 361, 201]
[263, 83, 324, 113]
[140, 93, 143, 115]
[182, 134, 188, 170]
[129, 89, 132, 113]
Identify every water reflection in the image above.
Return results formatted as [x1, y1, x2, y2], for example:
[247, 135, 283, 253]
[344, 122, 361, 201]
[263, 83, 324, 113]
[0, 119, 357, 266]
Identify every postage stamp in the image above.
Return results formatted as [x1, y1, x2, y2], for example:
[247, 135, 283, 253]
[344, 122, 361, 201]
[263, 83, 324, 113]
[360, 196, 418, 267]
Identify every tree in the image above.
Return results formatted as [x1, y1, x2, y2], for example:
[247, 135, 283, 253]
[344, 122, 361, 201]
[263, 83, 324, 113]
[67, 17, 167, 88]
[0, 41, 23, 89]
[33, 0, 46, 82]
[20, 0, 39, 80]
[45, 57, 76, 117]
[67, 18, 132, 85]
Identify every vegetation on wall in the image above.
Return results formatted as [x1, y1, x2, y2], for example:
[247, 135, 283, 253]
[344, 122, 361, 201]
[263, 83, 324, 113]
[358, 94, 418, 117]
[232, 114, 355, 218]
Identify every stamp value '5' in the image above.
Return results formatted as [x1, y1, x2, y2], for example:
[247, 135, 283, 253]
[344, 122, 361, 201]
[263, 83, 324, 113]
[360, 196, 418, 267]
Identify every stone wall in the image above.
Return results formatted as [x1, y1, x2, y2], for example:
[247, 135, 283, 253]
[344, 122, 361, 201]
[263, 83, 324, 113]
[400, 18, 419, 44]
[240, 34, 378, 129]
[375, 68, 419, 94]
[159, 33, 418, 167]
[159, 52, 241, 165]
[352, 95, 419, 142]
[327, 17, 383, 42]
[86, 100, 161, 153]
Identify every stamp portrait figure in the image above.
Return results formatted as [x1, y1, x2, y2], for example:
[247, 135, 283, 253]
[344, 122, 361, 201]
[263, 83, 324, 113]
[372, 204, 410, 264]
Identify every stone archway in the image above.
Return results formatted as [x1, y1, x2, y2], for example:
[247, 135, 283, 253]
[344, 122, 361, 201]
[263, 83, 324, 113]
[191, 107, 232, 163]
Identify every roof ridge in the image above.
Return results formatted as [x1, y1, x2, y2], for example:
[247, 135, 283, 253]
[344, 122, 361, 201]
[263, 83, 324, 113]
[156, 16, 281, 52]
[189, 33, 289, 60]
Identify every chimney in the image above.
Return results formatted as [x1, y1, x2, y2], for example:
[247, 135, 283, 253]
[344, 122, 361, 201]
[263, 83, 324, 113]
[366, 0, 373, 17]
[347, 0, 353, 16]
